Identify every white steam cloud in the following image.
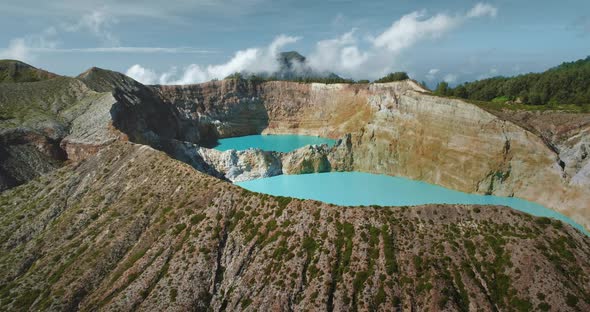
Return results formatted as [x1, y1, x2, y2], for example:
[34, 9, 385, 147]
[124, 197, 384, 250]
[0, 39, 32, 61]
[127, 35, 301, 85]
[125, 2, 497, 84]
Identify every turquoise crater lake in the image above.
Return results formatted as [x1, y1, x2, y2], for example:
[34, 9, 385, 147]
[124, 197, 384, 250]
[237, 172, 589, 236]
[214, 134, 336, 153]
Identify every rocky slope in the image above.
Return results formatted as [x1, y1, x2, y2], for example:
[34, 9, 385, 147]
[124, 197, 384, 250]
[1, 142, 589, 311]
[0, 76, 119, 190]
[0, 67, 223, 191]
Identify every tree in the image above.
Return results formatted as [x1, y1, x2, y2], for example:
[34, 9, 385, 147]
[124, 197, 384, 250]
[434, 81, 450, 96]
[374, 72, 410, 83]
[443, 55, 590, 106]
[453, 85, 468, 98]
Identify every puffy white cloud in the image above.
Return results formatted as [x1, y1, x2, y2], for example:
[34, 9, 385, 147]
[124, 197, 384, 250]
[373, 11, 460, 53]
[305, 3, 497, 80]
[126, 64, 158, 84]
[126, 3, 498, 84]
[308, 30, 369, 75]
[467, 3, 498, 18]
[126, 35, 300, 85]
[477, 67, 501, 80]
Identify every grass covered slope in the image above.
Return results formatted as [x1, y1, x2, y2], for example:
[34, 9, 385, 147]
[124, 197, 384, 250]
[0, 142, 589, 311]
[0, 77, 106, 130]
[0, 60, 58, 83]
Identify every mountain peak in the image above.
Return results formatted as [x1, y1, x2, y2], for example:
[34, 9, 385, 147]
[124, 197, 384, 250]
[0, 59, 59, 83]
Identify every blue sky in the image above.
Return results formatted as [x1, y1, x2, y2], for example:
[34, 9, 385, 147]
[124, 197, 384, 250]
[1, 0, 589, 86]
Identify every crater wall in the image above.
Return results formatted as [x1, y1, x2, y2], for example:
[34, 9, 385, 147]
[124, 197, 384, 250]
[155, 79, 590, 230]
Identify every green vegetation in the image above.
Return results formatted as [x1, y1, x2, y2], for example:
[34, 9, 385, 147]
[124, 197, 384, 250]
[0, 60, 57, 83]
[0, 76, 102, 128]
[224, 70, 412, 84]
[381, 224, 398, 275]
[190, 213, 207, 225]
[566, 293, 579, 307]
[437, 56, 590, 109]
[434, 81, 450, 95]
[374, 72, 409, 83]
[224, 72, 357, 84]
[241, 298, 253, 308]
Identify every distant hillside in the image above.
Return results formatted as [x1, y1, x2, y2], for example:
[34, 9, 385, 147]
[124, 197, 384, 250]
[0, 60, 58, 83]
[440, 56, 590, 106]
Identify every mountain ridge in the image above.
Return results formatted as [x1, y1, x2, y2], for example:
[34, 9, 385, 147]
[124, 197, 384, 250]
[0, 60, 59, 83]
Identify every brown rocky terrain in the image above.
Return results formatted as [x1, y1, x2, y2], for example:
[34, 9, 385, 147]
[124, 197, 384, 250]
[2, 62, 590, 311]
[1, 142, 589, 311]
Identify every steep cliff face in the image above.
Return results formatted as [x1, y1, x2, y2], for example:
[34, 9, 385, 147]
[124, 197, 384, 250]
[347, 92, 590, 230]
[154, 79, 269, 142]
[154, 80, 426, 141]
[156, 79, 590, 230]
[486, 110, 590, 187]
[1, 142, 588, 311]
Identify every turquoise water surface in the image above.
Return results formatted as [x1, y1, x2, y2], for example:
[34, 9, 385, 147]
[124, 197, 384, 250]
[237, 172, 589, 235]
[214, 134, 336, 153]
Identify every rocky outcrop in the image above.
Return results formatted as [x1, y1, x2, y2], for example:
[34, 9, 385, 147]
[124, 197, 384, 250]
[0, 77, 120, 190]
[0, 67, 226, 190]
[1, 142, 589, 311]
[486, 109, 590, 187]
[197, 147, 282, 182]
[196, 135, 354, 182]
